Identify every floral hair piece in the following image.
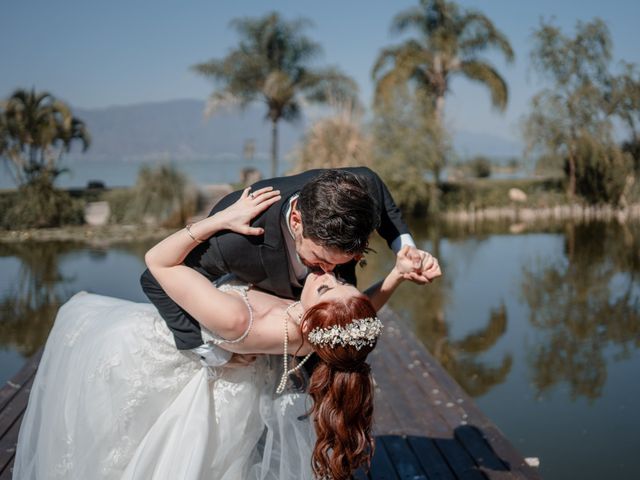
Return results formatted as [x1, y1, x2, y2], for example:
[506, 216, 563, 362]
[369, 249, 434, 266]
[307, 317, 383, 350]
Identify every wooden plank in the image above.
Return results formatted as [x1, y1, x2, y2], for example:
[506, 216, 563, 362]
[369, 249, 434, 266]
[352, 465, 370, 480]
[370, 349, 407, 436]
[380, 311, 540, 480]
[0, 350, 41, 413]
[454, 426, 513, 480]
[0, 374, 33, 440]
[379, 435, 429, 480]
[433, 437, 486, 480]
[371, 345, 431, 435]
[369, 436, 400, 480]
[0, 352, 40, 479]
[406, 435, 457, 480]
[370, 337, 450, 437]
[0, 412, 22, 475]
[0, 463, 14, 480]
[380, 319, 470, 423]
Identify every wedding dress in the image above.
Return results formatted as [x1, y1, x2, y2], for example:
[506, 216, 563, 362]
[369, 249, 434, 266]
[13, 288, 316, 480]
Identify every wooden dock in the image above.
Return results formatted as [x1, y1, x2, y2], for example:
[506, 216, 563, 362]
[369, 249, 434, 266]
[0, 349, 42, 480]
[0, 310, 540, 479]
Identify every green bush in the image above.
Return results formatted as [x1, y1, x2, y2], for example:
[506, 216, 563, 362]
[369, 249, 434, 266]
[1, 178, 84, 229]
[468, 156, 492, 178]
[622, 139, 640, 174]
[104, 164, 198, 227]
[571, 138, 634, 206]
[103, 188, 137, 224]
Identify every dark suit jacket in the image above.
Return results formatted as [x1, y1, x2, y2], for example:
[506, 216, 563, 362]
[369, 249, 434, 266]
[140, 167, 410, 350]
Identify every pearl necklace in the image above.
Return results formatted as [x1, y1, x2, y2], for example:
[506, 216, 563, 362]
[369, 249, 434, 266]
[276, 301, 314, 394]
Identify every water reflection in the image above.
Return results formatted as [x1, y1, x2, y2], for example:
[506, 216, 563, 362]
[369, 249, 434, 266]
[0, 241, 151, 358]
[1, 222, 639, 404]
[0, 242, 79, 356]
[520, 222, 640, 401]
[368, 222, 513, 397]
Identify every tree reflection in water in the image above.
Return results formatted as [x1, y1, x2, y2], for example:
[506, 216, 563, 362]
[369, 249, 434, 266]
[521, 222, 640, 401]
[367, 222, 512, 398]
[0, 242, 80, 356]
[0, 241, 152, 357]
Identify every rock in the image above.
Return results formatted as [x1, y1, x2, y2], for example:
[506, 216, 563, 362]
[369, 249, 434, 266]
[508, 188, 527, 203]
[84, 201, 111, 226]
[525, 457, 540, 468]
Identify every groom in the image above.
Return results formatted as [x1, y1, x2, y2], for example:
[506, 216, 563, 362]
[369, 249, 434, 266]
[141, 167, 438, 363]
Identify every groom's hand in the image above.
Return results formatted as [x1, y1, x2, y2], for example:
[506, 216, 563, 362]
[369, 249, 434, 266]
[397, 245, 442, 285]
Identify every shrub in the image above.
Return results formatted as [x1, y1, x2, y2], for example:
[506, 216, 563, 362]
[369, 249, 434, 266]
[1, 178, 84, 229]
[468, 156, 492, 178]
[104, 164, 198, 227]
[571, 137, 634, 205]
[290, 101, 372, 173]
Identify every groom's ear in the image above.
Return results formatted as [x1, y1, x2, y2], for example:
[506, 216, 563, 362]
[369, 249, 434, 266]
[290, 200, 303, 233]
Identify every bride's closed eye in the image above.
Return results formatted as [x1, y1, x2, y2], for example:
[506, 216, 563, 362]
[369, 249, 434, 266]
[317, 285, 330, 295]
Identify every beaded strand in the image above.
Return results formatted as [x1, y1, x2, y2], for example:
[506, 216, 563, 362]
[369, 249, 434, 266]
[276, 301, 313, 394]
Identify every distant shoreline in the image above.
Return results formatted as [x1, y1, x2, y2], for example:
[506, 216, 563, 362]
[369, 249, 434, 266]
[0, 225, 175, 244]
[442, 203, 640, 224]
[2, 202, 639, 244]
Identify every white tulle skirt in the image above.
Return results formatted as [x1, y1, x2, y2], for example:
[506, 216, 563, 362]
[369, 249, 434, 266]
[13, 292, 315, 480]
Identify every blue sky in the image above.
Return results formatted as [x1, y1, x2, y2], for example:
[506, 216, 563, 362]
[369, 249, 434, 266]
[1, 0, 639, 145]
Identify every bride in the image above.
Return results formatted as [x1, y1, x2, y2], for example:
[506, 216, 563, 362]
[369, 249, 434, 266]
[13, 186, 439, 480]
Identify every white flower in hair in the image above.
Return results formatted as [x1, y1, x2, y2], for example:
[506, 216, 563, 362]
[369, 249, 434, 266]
[307, 317, 383, 350]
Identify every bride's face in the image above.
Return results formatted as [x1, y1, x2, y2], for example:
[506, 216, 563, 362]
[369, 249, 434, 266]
[300, 271, 362, 310]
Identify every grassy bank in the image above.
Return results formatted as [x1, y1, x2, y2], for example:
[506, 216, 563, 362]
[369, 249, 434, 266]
[439, 176, 566, 210]
[2, 175, 639, 242]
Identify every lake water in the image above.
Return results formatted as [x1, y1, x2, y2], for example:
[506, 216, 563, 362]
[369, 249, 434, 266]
[0, 156, 284, 189]
[1, 220, 639, 479]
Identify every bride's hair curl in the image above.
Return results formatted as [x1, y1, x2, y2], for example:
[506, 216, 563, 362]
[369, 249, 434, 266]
[300, 296, 377, 480]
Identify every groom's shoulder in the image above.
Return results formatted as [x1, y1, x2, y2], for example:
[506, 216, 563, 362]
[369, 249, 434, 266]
[249, 169, 325, 193]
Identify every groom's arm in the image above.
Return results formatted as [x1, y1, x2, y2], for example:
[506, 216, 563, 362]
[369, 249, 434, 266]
[140, 191, 245, 351]
[345, 166, 415, 251]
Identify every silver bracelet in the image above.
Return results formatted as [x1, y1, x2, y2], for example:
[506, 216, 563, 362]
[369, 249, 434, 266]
[185, 223, 204, 243]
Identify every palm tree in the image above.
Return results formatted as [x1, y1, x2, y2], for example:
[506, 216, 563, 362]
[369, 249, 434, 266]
[0, 88, 90, 185]
[192, 12, 358, 177]
[372, 0, 514, 122]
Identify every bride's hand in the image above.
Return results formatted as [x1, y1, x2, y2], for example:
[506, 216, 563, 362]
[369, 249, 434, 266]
[394, 245, 441, 284]
[215, 186, 281, 235]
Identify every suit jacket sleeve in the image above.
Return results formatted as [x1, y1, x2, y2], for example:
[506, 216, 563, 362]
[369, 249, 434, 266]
[139, 189, 244, 350]
[345, 166, 410, 249]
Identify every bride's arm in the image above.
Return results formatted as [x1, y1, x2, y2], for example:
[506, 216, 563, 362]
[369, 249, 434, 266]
[145, 187, 281, 341]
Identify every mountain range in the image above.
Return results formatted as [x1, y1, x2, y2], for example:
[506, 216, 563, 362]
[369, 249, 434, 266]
[68, 99, 522, 163]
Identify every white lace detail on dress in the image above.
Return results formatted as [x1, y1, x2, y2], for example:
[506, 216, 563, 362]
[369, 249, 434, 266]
[86, 307, 200, 476]
[279, 392, 303, 416]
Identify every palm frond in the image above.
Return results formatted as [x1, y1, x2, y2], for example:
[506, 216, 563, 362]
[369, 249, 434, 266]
[390, 6, 426, 35]
[459, 11, 514, 62]
[459, 60, 509, 110]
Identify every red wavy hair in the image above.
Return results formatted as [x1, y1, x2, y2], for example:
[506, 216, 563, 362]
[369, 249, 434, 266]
[300, 295, 377, 480]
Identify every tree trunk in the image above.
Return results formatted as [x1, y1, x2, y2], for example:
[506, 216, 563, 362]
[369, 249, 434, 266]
[567, 151, 576, 201]
[271, 119, 278, 177]
[435, 95, 445, 124]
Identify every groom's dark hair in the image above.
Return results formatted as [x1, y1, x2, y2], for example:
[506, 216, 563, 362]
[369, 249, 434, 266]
[297, 169, 380, 254]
